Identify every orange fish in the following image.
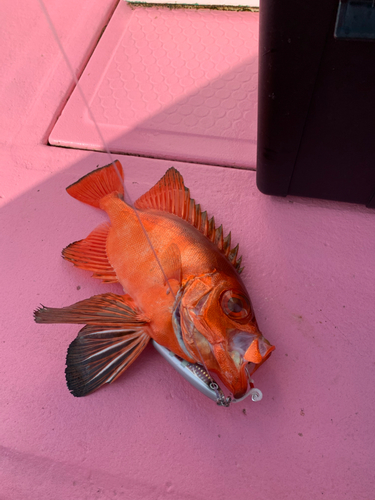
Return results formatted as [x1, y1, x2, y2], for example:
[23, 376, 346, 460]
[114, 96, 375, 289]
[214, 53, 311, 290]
[34, 161, 274, 401]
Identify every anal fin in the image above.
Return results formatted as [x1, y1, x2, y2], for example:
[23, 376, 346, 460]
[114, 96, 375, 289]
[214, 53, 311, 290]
[62, 223, 118, 283]
[34, 293, 151, 397]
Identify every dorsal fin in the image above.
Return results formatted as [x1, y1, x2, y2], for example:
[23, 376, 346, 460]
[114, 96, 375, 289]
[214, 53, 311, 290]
[134, 167, 188, 218]
[134, 168, 243, 273]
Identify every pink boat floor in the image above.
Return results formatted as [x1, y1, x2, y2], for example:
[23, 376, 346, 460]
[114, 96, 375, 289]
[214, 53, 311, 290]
[49, 2, 258, 168]
[1, 1, 375, 499]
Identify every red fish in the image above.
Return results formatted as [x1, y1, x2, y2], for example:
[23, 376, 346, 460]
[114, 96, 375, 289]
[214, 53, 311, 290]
[34, 161, 274, 399]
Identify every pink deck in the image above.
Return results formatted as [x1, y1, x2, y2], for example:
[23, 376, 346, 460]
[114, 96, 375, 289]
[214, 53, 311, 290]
[1, 1, 375, 499]
[49, 2, 258, 168]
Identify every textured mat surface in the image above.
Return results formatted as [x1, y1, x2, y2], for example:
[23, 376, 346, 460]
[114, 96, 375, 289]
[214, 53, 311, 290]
[49, 2, 259, 168]
[3, 1, 375, 499]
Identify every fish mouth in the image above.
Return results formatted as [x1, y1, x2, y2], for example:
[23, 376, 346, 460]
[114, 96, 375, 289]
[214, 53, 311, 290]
[231, 334, 275, 399]
[229, 330, 275, 371]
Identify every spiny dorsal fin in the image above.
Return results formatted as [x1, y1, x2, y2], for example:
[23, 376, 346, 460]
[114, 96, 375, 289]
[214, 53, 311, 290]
[134, 167, 187, 217]
[134, 168, 243, 273]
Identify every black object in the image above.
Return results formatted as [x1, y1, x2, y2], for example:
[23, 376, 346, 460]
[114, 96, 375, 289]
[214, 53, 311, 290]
[335, 0, 375, 40]
[256, 0, 375, 207]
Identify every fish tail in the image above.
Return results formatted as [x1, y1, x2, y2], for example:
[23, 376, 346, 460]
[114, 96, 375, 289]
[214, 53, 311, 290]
[66, 160, 124, 208]
[34, 293, 151, 397]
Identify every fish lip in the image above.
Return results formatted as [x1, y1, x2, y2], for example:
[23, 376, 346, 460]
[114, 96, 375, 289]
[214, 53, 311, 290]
[228, 336, 275, 399]
[232, 340, 275, 399]
[245, 338, 275, 374]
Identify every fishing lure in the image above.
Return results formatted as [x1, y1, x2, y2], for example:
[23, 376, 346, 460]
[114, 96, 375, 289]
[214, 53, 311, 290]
[34, 161, 274, 405]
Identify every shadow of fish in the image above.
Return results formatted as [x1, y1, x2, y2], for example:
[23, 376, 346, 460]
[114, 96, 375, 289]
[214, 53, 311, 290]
[34, 161, 274, 399]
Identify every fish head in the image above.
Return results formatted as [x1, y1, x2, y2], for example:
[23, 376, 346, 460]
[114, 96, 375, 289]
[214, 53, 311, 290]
[178, 272, 275, 400]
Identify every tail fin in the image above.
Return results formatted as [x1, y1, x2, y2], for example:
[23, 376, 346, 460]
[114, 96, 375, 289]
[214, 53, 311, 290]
[66, 160, 124, 208]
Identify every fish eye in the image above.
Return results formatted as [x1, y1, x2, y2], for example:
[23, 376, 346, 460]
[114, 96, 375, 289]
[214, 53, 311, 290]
[221, 290, 252, 321]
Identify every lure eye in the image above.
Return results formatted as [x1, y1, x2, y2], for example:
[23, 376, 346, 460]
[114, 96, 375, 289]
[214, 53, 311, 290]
[221, 290, 252, 321]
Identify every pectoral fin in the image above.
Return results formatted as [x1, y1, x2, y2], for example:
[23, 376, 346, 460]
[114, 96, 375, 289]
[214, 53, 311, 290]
[34, 293, 151, 396]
